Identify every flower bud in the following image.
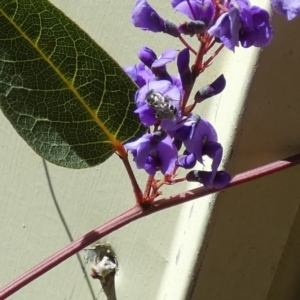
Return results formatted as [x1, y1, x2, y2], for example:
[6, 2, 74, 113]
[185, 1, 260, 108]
[177, 48, 193, 92]
[138, 47, 157, 69]
[164, 19, 180, 37]
[177, 152, 196, 169]
[194, 74, 226, 103]
[178, 21, 206, 36]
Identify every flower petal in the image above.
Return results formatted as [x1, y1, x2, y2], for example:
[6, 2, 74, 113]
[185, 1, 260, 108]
[125, 134, 152, 168]
[138, 47, 157, 68]
[157, 136, 178, 174]
[144, 156, 158, 175]
[239, 6, 273, 48]
[184, 118, 218, 163]
[177, 48, 193, 92]
[177, 152, 197, 169]
[152, 49, 179, 68]
[123, 63, 145, 84]
[135, 104, 157, 126]
[172, 0, 214, 25]
[271, 0, 300, 20]
[208, 7, 240, 51]
[194, 74, 226, 103]
[132, 0, 165, 32]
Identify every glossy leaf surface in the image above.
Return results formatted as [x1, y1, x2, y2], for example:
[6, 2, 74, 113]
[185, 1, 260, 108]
[0, 0, 144, 168]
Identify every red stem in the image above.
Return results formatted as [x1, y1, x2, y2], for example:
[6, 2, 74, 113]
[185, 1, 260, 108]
[182, 40, 206, 110]
[1, 153, 300, 299]
[143, 175, 154, 199]
[178, 35, 197, 55]
[116, 144, 143, 204]
[202, 44, 224, 70]
[192, 41, 206, 78]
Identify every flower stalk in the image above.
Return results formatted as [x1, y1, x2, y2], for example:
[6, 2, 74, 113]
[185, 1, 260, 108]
[1, 153, 300, 299]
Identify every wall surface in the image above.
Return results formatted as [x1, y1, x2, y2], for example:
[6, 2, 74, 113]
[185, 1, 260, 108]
[1, 1, 300, 300]
[189, 12, 300, 300]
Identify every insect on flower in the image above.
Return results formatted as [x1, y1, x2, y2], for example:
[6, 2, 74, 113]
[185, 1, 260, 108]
[145, 89, 178, 120]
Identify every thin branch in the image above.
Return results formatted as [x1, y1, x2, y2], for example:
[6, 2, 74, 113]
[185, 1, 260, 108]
[143, 175, 154, 199]
[178, 35, 197, 55]
[116, 145, 143, 204]
[1, 153, 300, 299]
[202, 44, 224, 70]
[0, 205, 144, 300]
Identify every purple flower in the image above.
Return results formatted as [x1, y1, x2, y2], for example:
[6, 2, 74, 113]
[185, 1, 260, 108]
[152, 49, 179, 68]
[208, 7, 240, 51]
[208, 1, 273, 50]
[171, 0, 215, 26]
[172, 114, 201, 141]
[134, 104, 157, 126]
[183, 117, 218, 163]
[238, 5, 273, 48]
[151, 49, 179, 81]
[138, 47, 178, 70]
[271, 0, 300, 20]
[173, 115, 225, 186]
[124, 47, 179, 88]
[123, 63, 154, 87]
[132, 0, 165, 32]
[138, 47, 157, 69]
[132, 0, 180, 36]
[177, 152, 197, 168]
[125, 131, 178, 175]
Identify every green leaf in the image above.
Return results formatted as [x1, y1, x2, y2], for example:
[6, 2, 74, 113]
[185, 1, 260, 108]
[0, 0, 144, 168]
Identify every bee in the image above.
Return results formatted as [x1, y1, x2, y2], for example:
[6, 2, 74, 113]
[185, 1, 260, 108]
[145, 89, 178, 120]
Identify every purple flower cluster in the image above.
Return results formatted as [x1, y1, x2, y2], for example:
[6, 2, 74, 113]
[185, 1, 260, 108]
[132, 0, 275, 51]
[124, 46, 230, 189]
[124, 0, 299, 190]
[207, 1, 273, 50]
